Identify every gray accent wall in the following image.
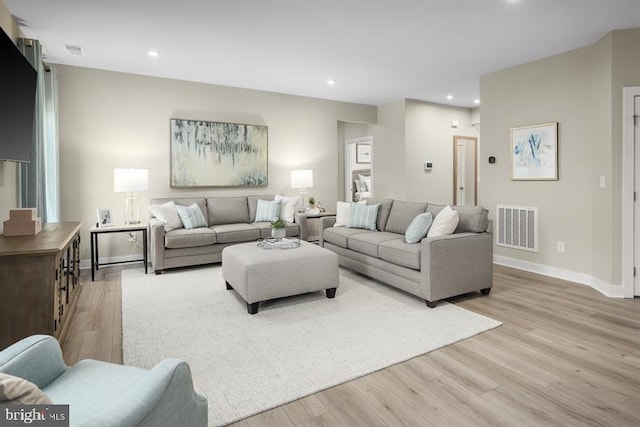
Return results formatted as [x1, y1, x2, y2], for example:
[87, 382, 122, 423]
[480, 28, 640, 288]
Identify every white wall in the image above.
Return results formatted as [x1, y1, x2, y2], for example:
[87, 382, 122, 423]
[404, 100, 477, 204]
[56, 66, 376, 259]
[479, 28, 640, 290]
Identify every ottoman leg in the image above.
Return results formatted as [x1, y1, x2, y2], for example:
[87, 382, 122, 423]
[247, 302, 259, 315]
[226, 281, 233, 290]
[326, 288, 337, 298]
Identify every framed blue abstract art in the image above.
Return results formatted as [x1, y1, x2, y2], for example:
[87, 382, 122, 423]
[510, 122, 558, 181]
[170, 119, 268, 188]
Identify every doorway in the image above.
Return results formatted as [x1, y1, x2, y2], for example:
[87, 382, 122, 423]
[453, 135, 477, 205]
[345, 136, 373, 202]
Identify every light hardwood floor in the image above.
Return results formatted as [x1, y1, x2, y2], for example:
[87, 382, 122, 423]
[61, 265, 640, 426]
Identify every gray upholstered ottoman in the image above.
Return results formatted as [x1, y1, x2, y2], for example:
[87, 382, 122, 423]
[221, 241, 339, 314]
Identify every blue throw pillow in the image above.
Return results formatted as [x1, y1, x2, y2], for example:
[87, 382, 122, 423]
[254, 199, 281, 222]
[175, 203, 208, 229]
[405, 212, 433, 243]
[348, 203, 379, 230]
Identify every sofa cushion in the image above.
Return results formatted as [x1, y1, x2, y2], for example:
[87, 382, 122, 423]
[207, 197, 249, 225]
[165, 227, 216, 249]
[247, 195, 274, 222]
[378, 240, 422, 270]
[254, 199, 281, 222]
[427, 204, 488, 233]
[385, 201, 428, 234]
[349, 203, 379, 230]
[427, 205, 459, 238]
[175, 203, 208, 229]
[210, 223, 260, 243]
[275, 194, 299, 223]
[254, 222, 299, 239]
[348, 232, 403, 258]
[364, 198, 393, 231]
[323, 227, 371, 248]
[454, 206, 489, 233]
[148, 201, 183, 231]
[150, 197, 208, 224]
[405, 212, 433, 243]
[334, 201, 365, 227]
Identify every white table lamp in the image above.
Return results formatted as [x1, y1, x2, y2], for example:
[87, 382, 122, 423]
[114, 168, 148, 224]
[290, 169, 313, 212]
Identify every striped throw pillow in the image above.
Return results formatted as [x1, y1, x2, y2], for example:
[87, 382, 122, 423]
[175, 203, 208, 229]
[254, 199, 281, 222]
[348, 203, 379, 230]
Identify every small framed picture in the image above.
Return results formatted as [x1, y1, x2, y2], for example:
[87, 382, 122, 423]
[356, 144, 371, 164]
[96, 208, 113, 227]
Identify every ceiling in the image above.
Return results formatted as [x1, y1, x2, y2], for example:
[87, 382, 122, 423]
[5, 0, 640, 107]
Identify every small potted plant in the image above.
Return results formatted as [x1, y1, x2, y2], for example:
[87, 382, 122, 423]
[270, 219, 287, 239]
[306, 197, 320, 216]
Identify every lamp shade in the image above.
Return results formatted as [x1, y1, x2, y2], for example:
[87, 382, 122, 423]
[290, 169, 313, 189]
[114, 168, 148, 192]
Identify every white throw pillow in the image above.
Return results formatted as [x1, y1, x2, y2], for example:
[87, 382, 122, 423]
[0, 372, 52, 405]
[427, 205, 459, 238]
[275, 194, 299, 223]
[334, 201, 365, 227]
[148, 201, 183, 231]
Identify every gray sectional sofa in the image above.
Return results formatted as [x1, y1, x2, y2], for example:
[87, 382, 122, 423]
[320, 198, 493, 307]
[149, 195, 300, 274]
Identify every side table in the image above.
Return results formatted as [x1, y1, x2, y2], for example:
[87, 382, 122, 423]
[90, 223, 148, 281]
[295, 212, 336, 242]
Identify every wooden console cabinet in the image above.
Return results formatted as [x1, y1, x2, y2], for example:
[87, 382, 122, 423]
[0, 222, 82, 349]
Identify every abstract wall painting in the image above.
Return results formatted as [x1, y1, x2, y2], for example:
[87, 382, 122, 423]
[510, 122, 558, 181]
[170, 119, 268, 188]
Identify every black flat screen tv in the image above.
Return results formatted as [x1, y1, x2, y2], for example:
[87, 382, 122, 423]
[0, 26, 36, 163]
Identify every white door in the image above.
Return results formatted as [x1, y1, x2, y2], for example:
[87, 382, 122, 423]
[635, 95, 640, 295]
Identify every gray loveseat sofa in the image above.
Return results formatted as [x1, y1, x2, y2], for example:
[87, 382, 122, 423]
[320, 198, 493, 307]
[149, 195, 300, 274]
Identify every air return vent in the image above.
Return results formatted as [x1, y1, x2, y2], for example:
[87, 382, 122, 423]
[496, 205, 538, 252]
[64, 44, 83, 55]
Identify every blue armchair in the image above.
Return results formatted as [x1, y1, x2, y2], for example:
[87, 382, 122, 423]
[0, 335, 207, 426]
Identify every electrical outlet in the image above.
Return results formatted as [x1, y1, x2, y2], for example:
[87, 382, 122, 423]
[557, 241, 566, 253]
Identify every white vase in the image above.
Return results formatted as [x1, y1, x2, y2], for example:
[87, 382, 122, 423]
[271, 228, 286, 239]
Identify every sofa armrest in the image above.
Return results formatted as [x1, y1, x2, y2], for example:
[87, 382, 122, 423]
[88, 359, 207, 427]
[149, 218, 166, 273]
[420, 232, 493, 301]
[319, 216, 336, 246]
[294, 212, 309, 241]
[0, 335, 67, 389]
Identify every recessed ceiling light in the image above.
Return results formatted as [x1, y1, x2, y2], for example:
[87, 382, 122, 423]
[326, 79, 335, 86]
[147, 50, 160, 57]
[446, 94, 454, 100]
[474, 99, 481, 104]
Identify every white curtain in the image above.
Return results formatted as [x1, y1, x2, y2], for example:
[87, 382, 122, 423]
[17, 38, 60, 222]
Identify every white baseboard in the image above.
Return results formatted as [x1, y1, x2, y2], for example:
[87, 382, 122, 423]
[494, 255, 625, 298]
[80, 254, 146, 270]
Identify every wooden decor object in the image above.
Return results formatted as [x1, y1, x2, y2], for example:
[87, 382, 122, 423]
[3, 208, 42, 236]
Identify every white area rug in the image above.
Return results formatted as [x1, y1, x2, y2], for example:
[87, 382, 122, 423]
[122, 266, 501, 426]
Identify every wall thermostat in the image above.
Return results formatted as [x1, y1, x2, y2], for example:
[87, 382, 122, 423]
[424, 161, 433, 171]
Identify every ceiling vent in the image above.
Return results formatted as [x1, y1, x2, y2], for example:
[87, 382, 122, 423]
[64, 45, 83, 55]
